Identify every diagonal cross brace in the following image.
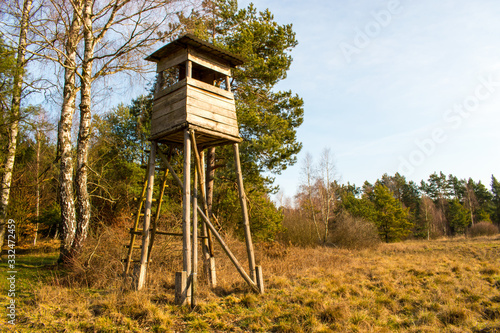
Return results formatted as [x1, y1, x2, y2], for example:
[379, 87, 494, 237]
[157, 146, 260, 294]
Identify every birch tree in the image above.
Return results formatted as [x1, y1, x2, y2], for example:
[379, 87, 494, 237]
[298, 152, 321, 243]
[54, 0, 83, 262]
[0, 0, 33, 255]
[317, 148, 337, 244]
[420, 195, 436, 240]
[26, 0, 184, 263]
[72, 0, 182, 257]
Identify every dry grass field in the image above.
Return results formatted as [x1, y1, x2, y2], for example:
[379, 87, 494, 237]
[1, 234, 500, 332]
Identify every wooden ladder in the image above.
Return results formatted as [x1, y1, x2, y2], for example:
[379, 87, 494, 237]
[122, 149, 173, 275]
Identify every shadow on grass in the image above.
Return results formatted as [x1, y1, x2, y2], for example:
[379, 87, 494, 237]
[0, 251, 62, 296]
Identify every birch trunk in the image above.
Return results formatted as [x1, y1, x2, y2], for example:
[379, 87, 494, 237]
[0, 0, 33, 256]
[303, 153, 321, 243]
[34, 129, 40, 245]
[58, 1, 82, 264]
[72, 0, 94, 257]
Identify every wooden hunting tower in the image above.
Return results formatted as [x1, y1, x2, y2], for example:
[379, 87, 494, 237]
[123, 34, 264, 307]
[146, 34, 244, 146]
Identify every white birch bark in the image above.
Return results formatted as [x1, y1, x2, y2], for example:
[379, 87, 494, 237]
[58, 1, 83, 264]
[72, 0, 94, 256]
[0, 0, 33, 256]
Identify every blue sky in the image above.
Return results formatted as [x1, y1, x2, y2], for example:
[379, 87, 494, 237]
[237, 0, 500, 197]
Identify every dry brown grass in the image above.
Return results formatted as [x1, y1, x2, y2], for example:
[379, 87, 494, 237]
[3, 231, 500, 332]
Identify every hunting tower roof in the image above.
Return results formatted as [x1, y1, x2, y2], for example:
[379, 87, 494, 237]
[145, 33, 245, 67]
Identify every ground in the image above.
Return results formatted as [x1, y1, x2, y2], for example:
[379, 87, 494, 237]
[1, 236, 499, 332]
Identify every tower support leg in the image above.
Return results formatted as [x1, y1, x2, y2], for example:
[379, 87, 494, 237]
[191, 168, 198, 308]
[176, 129, 192, 305]
[137, 142, 157, 290]
[233, 143, 257, 283]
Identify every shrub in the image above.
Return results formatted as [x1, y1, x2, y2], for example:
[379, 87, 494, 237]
[328, 213, 381, 250]
[468, 221, 499, 238]
[278, 210, 320, 247]
[66, 225, 130, 289]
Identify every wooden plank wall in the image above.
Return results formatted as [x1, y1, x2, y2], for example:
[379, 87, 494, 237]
[151, 77, 239, 140]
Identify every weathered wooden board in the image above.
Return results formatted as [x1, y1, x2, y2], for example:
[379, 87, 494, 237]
[151, 74, 240, 141]
[186, 93, 237, 120]
[151, 106, 186, 136]
[157, 48, 188, 73]
[187, 105, 238, 129]
[187, 86, 235, 110]
[154, 78, 187, 100]
[188, 47, 232, 77]
[152, 92, 187, 120]
[187, 113, 239, 137]
[186, 77, 234, 100]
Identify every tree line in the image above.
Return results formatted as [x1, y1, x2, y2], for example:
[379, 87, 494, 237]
[288, 150, 500, 245]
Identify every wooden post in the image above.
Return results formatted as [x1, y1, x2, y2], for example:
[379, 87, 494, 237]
[233, 143, 257, 282]
[155, 71, 164, 94]
[225, 75, 231, 92]
[190, 132, 217, 288]
[200, 151, 217, 288]
[175, 271, 187, 306]
[256, 265, 265, 294]
[137, 142, 157, 290]
[177, 129, 192, 305]
[186, 60, 192, 78]
[191, 167, 198, 308]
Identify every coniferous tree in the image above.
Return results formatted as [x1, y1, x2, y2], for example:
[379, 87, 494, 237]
[174, 0, 304, 239]
[372, 184, 412, 243]
[491, 176, 500, 226]
[339, 185, 377, 223]
[447, 199, 471, 235]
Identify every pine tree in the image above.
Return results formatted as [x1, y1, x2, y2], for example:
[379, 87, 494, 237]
[447, 199, 470, 235]
[491, 176, 500, 226]
[372, 184, 412, 243]
[175, 0, 304, 239]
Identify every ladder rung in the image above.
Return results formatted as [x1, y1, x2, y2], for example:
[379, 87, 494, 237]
[155, 231, 182, 237]
[124, 245, 141, 249]
[141, 165, 162, 170]
[130, 228, 184, 237]
[133, 198, 157, 202]
[121, 259, 151, 263]
[130, 212, 145, 217]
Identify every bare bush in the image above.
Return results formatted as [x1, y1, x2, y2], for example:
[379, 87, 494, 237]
[66, 225, 129, 289]
[278, 209, 320, 247]
[468, 221, 499, 238]
[328, 214, 381, 250]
